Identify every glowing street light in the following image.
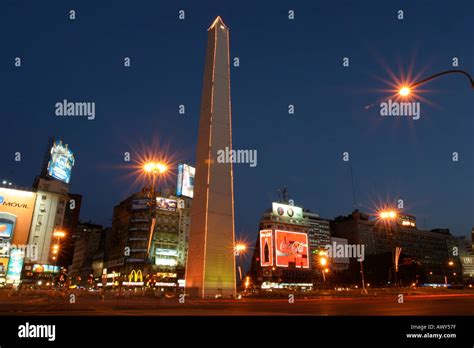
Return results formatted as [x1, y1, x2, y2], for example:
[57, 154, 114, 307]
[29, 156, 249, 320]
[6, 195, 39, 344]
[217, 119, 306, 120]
[398, 69, 474, 97]
[319, 256, 327, 267]
[378, 209, 401, 287]
[142, 160, 169, 261]
[448, 261, 454, 267]
[143, 161, 168, 174]
[53, 230, 66, 238]
[398, 86, 411, 96]
[234, 243, 247, 254]
[379, 210, 398, 220]
[235, 242, 248, 282]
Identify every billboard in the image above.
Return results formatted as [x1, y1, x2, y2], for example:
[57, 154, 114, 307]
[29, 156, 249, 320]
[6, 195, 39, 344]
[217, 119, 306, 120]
[0, 220, 14, 238]
[275, 230, 309, 268]
[259, 230, 273, 267]
[156, 197, 177, 212]
[6, 248, 24, 283]
[272, 202, 303, 220]
[32, 264, 60, 274]
[176, 164, 195, 198]
[47, 140, 75, 184]
[0, 188, 36, 245]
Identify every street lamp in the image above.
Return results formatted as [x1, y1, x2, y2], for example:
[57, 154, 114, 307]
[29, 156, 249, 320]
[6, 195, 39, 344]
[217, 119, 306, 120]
[234, 242, 247, 282]
[51, 229, 66, 267]
[53, 231, 66, 238]
[398, 86, 411, 96]
[447, 260, 455, 285]
[234, 243, 247, 254]
[378, 209, 401, 287]
[319, 253, 328, 285]
[398, 69, 474, 96]
[142, 161, 168, 262]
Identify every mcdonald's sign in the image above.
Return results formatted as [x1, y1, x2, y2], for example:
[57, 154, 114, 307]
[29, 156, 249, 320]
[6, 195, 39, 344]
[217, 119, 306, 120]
[128, 269, 143, 282]
[123, 269, 144, 286]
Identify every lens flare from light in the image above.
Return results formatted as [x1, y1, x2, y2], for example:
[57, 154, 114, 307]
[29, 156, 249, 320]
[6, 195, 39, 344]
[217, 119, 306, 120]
[399, 86, 411, 96]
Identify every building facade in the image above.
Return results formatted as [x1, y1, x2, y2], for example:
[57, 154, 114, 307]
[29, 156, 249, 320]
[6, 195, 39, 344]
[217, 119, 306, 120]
[106, 189, 191, 289]
[333, 210, 461, 285]
[69, 222, 104, 284]
[250, 202, 316, 290]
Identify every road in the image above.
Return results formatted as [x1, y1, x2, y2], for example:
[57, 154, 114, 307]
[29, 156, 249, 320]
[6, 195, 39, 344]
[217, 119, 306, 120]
[0, 293, 473, 316]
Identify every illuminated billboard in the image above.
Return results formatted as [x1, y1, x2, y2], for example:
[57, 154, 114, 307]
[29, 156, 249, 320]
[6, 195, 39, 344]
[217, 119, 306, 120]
[0, 220, 14, 238]
[156, 197, 177, 212]
[0, 257, 9, 272]
[0, 188, 37, 245]
[275, 230, 309, 268]
[47, 140, 75, 184]
[176, 164, 195, 198]
[32, 264, 60, 273]
[6, 248, 24, 283]
[397, 214, 416, 228]
[272, 203, 303, 220]
[259, 230, 273, 267]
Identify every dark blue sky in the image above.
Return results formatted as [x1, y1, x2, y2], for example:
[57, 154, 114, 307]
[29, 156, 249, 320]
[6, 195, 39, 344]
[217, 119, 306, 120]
[1, 1, 473, 244]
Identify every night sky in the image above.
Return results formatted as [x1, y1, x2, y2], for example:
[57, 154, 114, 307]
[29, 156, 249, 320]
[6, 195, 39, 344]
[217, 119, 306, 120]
[1, 1, 473, 248]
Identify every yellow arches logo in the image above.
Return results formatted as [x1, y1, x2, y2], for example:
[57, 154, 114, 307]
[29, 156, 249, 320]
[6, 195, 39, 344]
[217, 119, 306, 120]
[128, 270, 143, 282]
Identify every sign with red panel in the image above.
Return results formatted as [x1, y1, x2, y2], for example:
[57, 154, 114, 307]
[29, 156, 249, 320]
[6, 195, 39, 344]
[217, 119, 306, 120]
[259, 230, 273, 267]
[275, 230, 309, 268]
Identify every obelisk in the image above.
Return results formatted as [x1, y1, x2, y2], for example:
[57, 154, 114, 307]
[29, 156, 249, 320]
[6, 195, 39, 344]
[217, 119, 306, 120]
[185, 16, 236, 298]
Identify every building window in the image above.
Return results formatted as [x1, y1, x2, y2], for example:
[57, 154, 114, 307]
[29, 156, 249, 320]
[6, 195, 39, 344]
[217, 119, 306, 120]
[42, 195, 47, 201]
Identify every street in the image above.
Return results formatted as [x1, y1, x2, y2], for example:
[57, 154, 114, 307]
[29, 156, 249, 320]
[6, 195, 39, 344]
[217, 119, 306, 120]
[0, 292, 473, 316]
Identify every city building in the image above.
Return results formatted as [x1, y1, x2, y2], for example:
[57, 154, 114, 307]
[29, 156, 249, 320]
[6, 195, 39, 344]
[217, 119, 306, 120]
[26, 178, 69, 265]
[106, 188, 192, 289]
[332, 210, 461, 285]
[69, 222, 104, 285]
[456, 236, 474, 284]
[0, 186, 37, 286]
[249, 201, 313, 290]
[304, 210, 331, 271]
[0, 138, 77, 288]
[59, 193, 82, 267]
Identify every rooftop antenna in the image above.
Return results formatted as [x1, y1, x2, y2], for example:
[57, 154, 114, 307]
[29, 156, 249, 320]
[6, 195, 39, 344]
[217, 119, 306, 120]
[277, 186, 289, 203]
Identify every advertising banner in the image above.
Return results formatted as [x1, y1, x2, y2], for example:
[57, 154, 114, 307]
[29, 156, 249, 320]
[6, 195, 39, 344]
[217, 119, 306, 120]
[176, 164, 195, 198]
[259, 230, 273, 267]
[47, 140, 75, 184]
[6, 248, 24, 283]
[275, 230, 309, 268]
[0, 188, 36, 245]
[156, 197, 177, 212]
[272, 202, 303, 220]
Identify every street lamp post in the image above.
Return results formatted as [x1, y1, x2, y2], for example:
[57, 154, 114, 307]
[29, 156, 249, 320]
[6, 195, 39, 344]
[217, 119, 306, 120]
[143, 162, 168, 266]
[398, 69, 474, 96]
[234, 243, 247, 282]
[379, 210, 401, 287]
[52, 230, 66, 265]
[319, 252, 328, 288]
[447, 260, 455, 285]
[359, 259, 367, 294]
